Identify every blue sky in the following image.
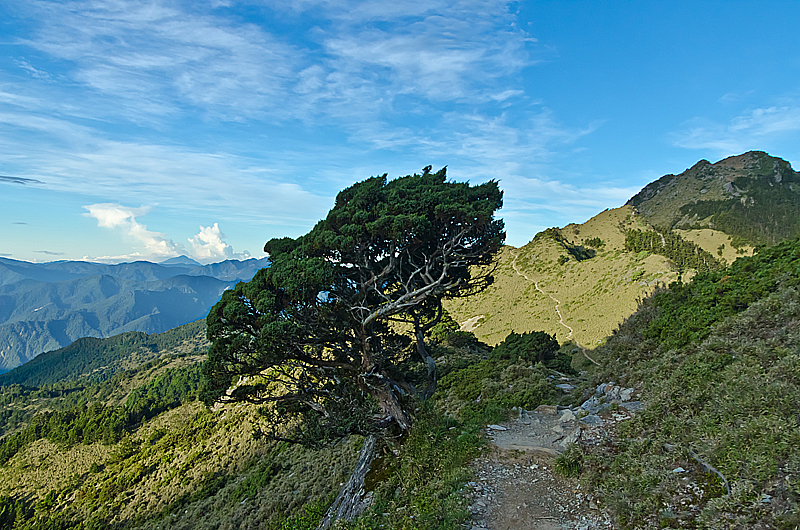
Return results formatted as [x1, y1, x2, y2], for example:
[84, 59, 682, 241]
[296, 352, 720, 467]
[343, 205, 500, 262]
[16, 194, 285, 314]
[2, 1, 800, 263]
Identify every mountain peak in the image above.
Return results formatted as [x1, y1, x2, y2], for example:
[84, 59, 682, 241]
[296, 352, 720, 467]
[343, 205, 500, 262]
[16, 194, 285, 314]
[627, 151, 800, 245]
[159, 255, 203, 267]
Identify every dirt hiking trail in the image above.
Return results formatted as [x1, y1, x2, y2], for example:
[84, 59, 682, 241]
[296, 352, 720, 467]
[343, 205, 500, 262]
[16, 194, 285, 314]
[464, 403, 622, 530]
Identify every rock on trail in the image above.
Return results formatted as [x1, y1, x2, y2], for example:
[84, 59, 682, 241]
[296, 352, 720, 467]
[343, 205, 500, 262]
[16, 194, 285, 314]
[464, 383, 642, 529]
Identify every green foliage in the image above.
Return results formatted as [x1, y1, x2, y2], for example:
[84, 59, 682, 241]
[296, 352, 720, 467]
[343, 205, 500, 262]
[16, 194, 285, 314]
[555, 444, 583, 478]
[203, 167, 505, 437]
[230, 449, 284, 503]
[347, 404, 484, 530]
[125, 362, 203, 423]
[645, 237, 800, 351]
[491, 331, 559, 364]
[624, 228, 722, 273]
[584, 238, 800, 528]
[536, 227, 596, 262]
[676, 171, 800, 246]
[427, 311, 460, 344]
[439, 331, 478, 349]
[585, 237, 605, 249]
[437, 356, 555, 423]
[0, 363, 201, 465]
[0, 495, 33, 529]
[279, 496, 332, 530]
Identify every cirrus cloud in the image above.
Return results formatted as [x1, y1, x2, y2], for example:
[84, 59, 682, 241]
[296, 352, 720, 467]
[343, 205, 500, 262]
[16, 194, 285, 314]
[672, 105, 800, 154]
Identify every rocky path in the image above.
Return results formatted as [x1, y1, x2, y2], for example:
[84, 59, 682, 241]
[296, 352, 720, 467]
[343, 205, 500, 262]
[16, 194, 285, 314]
[464, 385, 644, 530]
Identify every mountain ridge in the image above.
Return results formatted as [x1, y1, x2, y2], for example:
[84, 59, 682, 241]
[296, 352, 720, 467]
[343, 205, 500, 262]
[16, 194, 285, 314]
[0, 258, 268, 371]
[627, 150, 800, 245]
[1, 151, 799, 529]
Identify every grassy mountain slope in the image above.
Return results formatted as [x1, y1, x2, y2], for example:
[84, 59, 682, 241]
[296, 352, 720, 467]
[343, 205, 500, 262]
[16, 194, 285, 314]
[0, 316, 498, 530]
[673, 227, 754, 265]
[0, 397, 362, 530]
[580, 236, 800, 529]
[444, 206, 679, 348]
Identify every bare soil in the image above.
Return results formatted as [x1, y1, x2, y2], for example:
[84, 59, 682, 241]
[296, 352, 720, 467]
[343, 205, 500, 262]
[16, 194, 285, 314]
[464, 406, 619, 530]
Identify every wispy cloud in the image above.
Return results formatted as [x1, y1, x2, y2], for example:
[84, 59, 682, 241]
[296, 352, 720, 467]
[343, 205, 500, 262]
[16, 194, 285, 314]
[672, 105, 800, 154]
[0, 112, 333, 227]
[33, 250, 65, 256]
[0, 175, 42, 185]
[717, 90, 756, 104]
[1, 0, 609, 255]
[10, 0, 537, 127]
[14, 0, 301, 122]
[14, 59, 52, 80]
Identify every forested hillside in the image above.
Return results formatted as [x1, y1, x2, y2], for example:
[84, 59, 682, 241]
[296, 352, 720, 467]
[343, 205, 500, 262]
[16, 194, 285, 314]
[0, 320, 207, 387]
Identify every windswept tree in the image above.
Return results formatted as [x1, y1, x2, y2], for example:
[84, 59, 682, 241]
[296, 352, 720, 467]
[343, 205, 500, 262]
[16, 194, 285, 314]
[201, 166, 504, 442]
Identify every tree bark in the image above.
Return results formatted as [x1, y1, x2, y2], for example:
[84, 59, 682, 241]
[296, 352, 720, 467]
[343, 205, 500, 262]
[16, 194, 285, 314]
[317, 435, 378, 530]
[415, 327, 437, 400]
[374, 383, 411, 430]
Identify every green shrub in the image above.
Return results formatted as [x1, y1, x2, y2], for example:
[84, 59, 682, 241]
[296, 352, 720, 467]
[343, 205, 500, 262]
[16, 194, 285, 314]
[491, 331, 559, 364]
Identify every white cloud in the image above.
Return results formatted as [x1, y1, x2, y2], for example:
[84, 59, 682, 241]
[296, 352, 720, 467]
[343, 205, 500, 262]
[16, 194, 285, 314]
[15, 0, 300, 123]
[10, 0, 537, 127]
[0, 112, 333, 228]
[13, 59, 51, 80]
[189, 223, 251, 261]
[83, 203, 182, 258]
[1, 0, 616, 253]
[672, 105, 800, 154]
[83, 204, 254, 263]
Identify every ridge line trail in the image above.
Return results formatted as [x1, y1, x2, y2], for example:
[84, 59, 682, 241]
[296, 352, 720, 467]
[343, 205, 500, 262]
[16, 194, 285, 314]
[511, 250, 600, 366]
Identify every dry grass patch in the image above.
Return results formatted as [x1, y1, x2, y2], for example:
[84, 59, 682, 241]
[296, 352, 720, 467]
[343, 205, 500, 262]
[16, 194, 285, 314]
[445, 206, 677, 348]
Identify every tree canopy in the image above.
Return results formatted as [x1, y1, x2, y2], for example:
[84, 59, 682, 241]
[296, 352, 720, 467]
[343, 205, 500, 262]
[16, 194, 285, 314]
[201, 167, 504, 443]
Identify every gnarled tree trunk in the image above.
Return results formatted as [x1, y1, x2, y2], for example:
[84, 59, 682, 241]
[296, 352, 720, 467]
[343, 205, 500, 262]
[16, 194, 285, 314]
[317, 434, 377, 530]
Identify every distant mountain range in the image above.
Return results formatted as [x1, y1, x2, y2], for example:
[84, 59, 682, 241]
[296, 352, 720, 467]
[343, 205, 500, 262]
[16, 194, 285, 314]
[0, 257, 268, 371]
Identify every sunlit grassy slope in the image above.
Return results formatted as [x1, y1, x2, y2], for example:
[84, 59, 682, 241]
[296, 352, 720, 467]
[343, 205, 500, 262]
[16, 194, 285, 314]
[0, 386, 360, 530]
[444, 206, 678, 348]
[673, 227, 754, 265]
